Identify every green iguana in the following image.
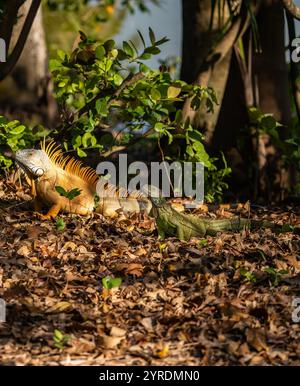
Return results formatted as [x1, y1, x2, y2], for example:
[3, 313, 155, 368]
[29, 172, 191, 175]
[15, 141, 151, 219]
[149, 196, 294, 241]
[14, 142, 297, 241]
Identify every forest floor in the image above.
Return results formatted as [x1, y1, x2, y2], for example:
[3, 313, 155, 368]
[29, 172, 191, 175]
[0, 177, 300, 365]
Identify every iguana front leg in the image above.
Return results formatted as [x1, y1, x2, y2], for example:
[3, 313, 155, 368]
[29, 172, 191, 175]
[177, 225, 188, 241]
[156, 216, 177, 240]
[38, 204, 61, 220]
[157, 225, 166, 240]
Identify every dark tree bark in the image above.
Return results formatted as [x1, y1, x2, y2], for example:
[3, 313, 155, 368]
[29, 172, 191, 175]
[180, 0, 293, 201]
[0, 1, 57, 125]
[180, 0, 249, 136]
[0, 0, 41, 81]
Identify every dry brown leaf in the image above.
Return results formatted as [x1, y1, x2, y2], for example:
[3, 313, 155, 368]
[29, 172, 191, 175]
[110, 326, 126, 337]
[140, 317, 153, 331]
[62, 241, 77, 251]
[26, 225, 44, 239]
[246, 328, 267, 352]
[102, 335, 124, 349]
[47, 301, 72, 313]
[17, 244, 31, 257]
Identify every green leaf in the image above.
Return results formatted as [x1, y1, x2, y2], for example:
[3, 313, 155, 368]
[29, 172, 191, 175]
[149, 27, 156, 46]
[175, 110, 183, 123]
[56, 218, 66, 231]
[123, 41, 134, 57]
[281, 224, 295, 232]
[261, 115, 277, 131]
[54, 329, 63, 341]
[191, 96, 201, 110]
[248, 107, 263, 124]
[49, 59, 61, 71]
[167, 85, 181, 99]
[90, 135, 97, 147]
[95, 99, 109, 117]
[77, 148, 87, 157]
[186, 145, 194, 158]
[55, 186, 68, 197]
[144, 46, 161, 55]
[150, 88, 161, 101]
[82, 132, 91, 148]
[95, 45, 106, 60]
[10, 125, 26, 135]
[113, 73, 123, 86]
[155, 36, 170, 46]
[57, 49, 66, 60]
[154, 122, 164, 133]
[55, 186, 81, 200]
[137, 30, 146, 48]
[104, 39, 115, 51]
[198, 239, 208, 248]
[67, 188, 81, 200]
[102, 276, 122, 290]
[189, 130, 204, 143]
[117, 49, 129, 60]
[139, 52, 152, 60]
[139, 63, 150, 73]
[110, 49, 118, 59]
[6, 120, 19, 128]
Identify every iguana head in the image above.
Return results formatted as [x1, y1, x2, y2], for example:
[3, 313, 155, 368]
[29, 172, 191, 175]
[149, 196, 167, 207]
[15, 149, 51, 178]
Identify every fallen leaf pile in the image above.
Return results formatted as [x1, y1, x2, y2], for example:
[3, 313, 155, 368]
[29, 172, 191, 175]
[0, 178, 300, 365]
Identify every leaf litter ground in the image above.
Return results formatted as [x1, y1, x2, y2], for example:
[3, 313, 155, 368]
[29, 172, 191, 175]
[0, 178, 300, 365]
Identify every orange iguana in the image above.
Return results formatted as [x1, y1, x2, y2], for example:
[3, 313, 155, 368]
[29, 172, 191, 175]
[15, 141, 151, 219]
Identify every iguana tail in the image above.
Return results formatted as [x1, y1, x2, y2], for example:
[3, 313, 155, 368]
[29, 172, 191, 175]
[202, 218, 278, 236]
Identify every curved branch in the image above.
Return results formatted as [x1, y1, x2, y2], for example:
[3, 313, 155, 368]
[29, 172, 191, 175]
[77, 71, 145, 118]
[0, 0, 41, 81]
[281, 0, 300, 20]
[0, 0, 25, 53]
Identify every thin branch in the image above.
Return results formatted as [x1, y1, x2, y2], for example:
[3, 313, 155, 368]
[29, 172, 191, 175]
[101, 145, 127, 158]
[56, 71, 146, 137]
[76, 71, 145, 118]
[101, 127, 154, 158]
[281, 0, 300, 20]
[0, 0, 41, 81]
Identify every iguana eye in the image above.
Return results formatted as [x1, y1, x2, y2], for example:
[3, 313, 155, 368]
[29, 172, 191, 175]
[33, 167, 44, 176]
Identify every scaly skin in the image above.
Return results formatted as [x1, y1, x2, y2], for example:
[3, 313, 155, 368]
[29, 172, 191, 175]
[15, 142, 150, 219]
[150, 197, 283, 241]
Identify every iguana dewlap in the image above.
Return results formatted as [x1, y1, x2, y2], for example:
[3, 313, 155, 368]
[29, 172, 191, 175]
[15, 141, 150, 219]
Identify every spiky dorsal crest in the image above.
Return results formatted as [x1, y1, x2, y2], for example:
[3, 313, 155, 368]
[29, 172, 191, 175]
[40, 140, 99, 186]
[40, 141, 146, 199]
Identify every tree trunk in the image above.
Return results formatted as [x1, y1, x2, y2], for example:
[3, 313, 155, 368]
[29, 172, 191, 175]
[180, 0, 292, 201]
[180, 0, 248, 135]
[254, 1, 291, 200]
[0, 2, 57, 125]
